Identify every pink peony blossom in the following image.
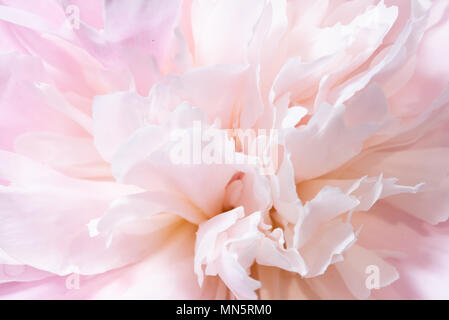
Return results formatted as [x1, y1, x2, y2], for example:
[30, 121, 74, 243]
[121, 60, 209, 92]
[1, 0, 449, 300]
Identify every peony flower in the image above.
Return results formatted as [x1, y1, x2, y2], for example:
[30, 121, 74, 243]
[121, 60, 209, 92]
[1, 0, 449, 300]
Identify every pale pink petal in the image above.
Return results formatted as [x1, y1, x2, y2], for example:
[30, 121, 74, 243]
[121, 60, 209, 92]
[191, 0, 265, 66]
[286, 95, 388, 182]
[92, 91, 148, 162]
[0, 151, 148, 275]
[14, 132, 109, 179]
